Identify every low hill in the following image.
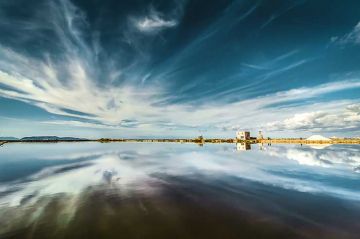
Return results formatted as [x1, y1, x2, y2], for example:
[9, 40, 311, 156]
[21, 136, 87, 141]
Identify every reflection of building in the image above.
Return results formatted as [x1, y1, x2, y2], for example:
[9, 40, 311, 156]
[236, 131, 250, 140]
[102, 170, 118, 184]
[236, 143, 251, 151]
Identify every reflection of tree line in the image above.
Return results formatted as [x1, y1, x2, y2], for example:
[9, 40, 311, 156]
[98, 137, 256, 144]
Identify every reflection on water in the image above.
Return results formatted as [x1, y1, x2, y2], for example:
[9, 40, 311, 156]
[236, 143, 251, 151]
[0, 143, 360, 238]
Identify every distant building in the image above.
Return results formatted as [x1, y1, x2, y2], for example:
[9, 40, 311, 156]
[236, 131, 250, 140]
[196, 135, 205, 145]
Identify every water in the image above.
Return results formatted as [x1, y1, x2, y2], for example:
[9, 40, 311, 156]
[0, 142, 359, 239]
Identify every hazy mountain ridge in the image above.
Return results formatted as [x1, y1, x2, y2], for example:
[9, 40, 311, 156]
[0, 136, 87, 141]
[0, 137, 19, 140]
[20, 136, 87, 141]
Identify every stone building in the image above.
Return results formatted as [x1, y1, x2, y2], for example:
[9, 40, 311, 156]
[236, 131, 250, 140]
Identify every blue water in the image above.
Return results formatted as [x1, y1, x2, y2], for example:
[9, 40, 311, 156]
[0, 143, 359, 238]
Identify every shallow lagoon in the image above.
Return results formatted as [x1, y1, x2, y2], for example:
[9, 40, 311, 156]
[0, 143, 360, 238]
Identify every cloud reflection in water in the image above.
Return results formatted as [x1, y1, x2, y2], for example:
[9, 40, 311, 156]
[0, 143, 359, 238]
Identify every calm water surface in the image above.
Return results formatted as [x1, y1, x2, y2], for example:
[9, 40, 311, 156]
[0, 143, 360, 239]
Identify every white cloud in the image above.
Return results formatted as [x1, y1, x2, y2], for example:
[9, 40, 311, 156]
[266, 103, 360, 132]
[130, 4, 183, 34]
[134, 13, 177, 33]
[331, 21, 360, 45]
[42, 120, 122, 130]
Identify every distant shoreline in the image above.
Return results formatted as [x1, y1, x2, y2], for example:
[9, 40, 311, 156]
[1, 138, 360, 145]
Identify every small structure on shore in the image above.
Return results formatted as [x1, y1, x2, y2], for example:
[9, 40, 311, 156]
[196, 135, 205, 145]
[305, 135, 332, 149]
[236, 131, 250, 140]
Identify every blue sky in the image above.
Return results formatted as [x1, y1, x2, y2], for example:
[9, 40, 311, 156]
[0, 0, 360, 138]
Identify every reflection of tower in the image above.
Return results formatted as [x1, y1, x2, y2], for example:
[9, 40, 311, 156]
[103, 170, 118, 184]
[258, 143, 264, 150]
[197, 135, 205, 146]
[258, 131, 263, 139]
[236, 143, 251, 151]
[199, 135, 204, 143]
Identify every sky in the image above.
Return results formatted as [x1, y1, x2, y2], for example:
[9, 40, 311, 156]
[0, 0, 360, 138]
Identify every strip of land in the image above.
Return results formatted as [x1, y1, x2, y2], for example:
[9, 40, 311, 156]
[258, 139, 360, 144]
[1, 137, 359, 145]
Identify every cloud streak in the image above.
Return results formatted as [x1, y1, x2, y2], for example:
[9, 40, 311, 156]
[331, 21, 360, 46]
[134, 12, 178, 33]
[130, 2, 185, 34]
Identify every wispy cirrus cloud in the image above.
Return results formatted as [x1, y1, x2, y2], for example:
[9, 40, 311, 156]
[130, 2, 184, 34]
[1, 42, 360, 135]
[133, 12, 178, 33]
[331, 21, 360, 46]
[0, 0, 163, 126]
